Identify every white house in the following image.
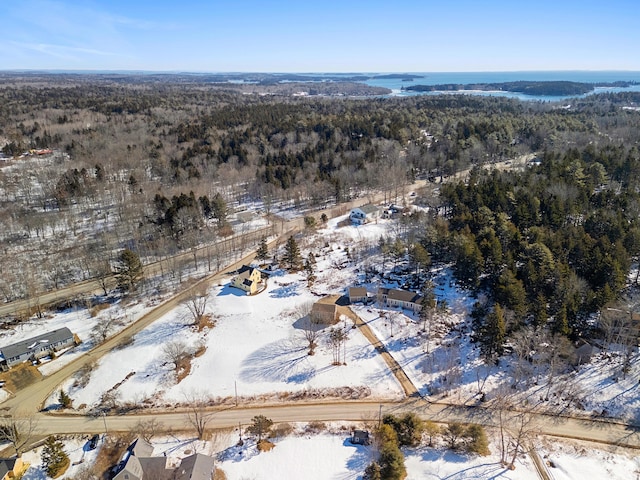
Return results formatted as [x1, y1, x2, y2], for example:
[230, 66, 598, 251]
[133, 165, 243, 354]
[349, 204, 380, 225]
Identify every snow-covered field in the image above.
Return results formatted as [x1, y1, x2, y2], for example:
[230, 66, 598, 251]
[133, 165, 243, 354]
[59, 267, 402, 409]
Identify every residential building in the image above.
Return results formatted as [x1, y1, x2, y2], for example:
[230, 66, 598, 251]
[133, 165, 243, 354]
[377, 287, 423, 313]
[0, 327, 75, 370]
[231, 265, 262, 295]
[310, 301, 339, 325]
[348, 287, 368, 304]
[113, 438, 215, 480]
[349, 204, 379, 225]
[0, 458, 28, 480]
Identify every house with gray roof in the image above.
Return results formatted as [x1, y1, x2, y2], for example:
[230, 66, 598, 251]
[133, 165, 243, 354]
[349, 204, 380, 225]
[377, 288, 423, 313]
[0, 327, 75, 370]
[112, 438, 215, 480]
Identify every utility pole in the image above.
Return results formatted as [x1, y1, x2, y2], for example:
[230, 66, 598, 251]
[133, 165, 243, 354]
[102, 412, 108, 441]
[235, 380, 238, 406]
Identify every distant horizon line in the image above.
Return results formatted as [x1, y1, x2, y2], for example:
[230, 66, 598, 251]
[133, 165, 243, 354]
[3, 69, 640, 75]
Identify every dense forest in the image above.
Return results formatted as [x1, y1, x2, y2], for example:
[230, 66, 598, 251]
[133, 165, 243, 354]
[1, 74, 640, 354]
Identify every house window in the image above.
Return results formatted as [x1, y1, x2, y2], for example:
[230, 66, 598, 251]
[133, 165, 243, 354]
[124, 475, 129, 480]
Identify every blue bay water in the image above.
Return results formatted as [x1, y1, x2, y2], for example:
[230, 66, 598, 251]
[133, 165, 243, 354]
[358, 71, 640, 101]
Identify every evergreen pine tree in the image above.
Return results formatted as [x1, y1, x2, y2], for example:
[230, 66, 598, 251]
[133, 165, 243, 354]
[363, 462, 382, 480]
[41, 436, 69, 478]
[256, 237, 269, 262]
[465, 424, 490, 456]
[553, 304, 570, 336]
[480, 304, 506, 359]
[283, 236, 302, 271]
[304, 253, 316, 287]
[115, 248, 143, 292]
[58, 390, 72, 409]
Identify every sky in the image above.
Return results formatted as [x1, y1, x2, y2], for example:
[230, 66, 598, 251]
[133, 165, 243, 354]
[1, 0, 639, 72]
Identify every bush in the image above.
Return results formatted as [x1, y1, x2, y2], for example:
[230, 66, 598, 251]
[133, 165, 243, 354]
[465, 424, 490, 456]
[304, 216, 317, 229]
[443, 422, 465, 450]
[383, 413, 424, 447]
[271, 422, 294, 438]
[305, 421, 326, 433]
[256, 439, 275, 452]
[363, 461, 382, 480]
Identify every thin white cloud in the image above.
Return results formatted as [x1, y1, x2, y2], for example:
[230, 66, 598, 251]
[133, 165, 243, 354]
[11, 41, 127, 61]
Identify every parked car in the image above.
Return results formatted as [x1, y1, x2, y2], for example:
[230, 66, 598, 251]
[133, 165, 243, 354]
[88, 434, 100, 450]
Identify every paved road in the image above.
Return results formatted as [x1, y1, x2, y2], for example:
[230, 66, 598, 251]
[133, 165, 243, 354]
[20, 399, 640, 451]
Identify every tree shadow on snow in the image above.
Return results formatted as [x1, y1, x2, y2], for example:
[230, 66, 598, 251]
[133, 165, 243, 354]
[343, 439, 374, 476]
[240, 339, 315, 384]
[269, 283, 300, 298]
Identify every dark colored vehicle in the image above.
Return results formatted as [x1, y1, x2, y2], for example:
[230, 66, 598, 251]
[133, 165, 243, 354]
[88, 434, 100, 450]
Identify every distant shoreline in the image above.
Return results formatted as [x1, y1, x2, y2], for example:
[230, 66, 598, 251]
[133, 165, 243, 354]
[402, 80, 640, 96]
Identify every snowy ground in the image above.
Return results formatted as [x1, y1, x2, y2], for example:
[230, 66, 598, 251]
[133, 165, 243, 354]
[49, 218, 405, 409]
[19, 426, 637, 480]
[2, 209, 639, 426]
[21, 436, 102, 480]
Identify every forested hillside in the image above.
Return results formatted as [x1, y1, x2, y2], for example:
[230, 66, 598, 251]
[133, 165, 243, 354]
[1, 74, 640, 336]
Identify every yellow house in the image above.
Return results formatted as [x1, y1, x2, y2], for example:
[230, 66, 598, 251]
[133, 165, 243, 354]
[0, 458, 28, 480]
[231, 265, 262, 294]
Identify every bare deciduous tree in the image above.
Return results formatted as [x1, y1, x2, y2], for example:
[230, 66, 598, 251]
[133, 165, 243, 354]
[295, 302, 320, 355]
[162, 340, 189, 369]
[0, 412, 39, 456]
[91, 314, 118, 343]
[491, 388, 539, 469]
[184, 287, 209, 327]
[184, 391, 213, 440]
[134, 418, 164, 443]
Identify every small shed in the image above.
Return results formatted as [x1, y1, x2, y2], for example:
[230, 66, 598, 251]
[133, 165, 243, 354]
[350, 430, 370, 445]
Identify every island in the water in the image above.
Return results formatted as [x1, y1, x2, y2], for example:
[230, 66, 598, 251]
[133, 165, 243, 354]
[403, 80, 638, 96]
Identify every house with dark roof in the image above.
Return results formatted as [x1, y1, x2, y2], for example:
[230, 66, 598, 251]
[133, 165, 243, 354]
[0, 327, 75, 370]
[231, 265, 262, 295]
[377, 288, 423, 313]
[350, 430, 370, 446]
[112, 438, 215, 480]
[0, 458, 28, 480]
